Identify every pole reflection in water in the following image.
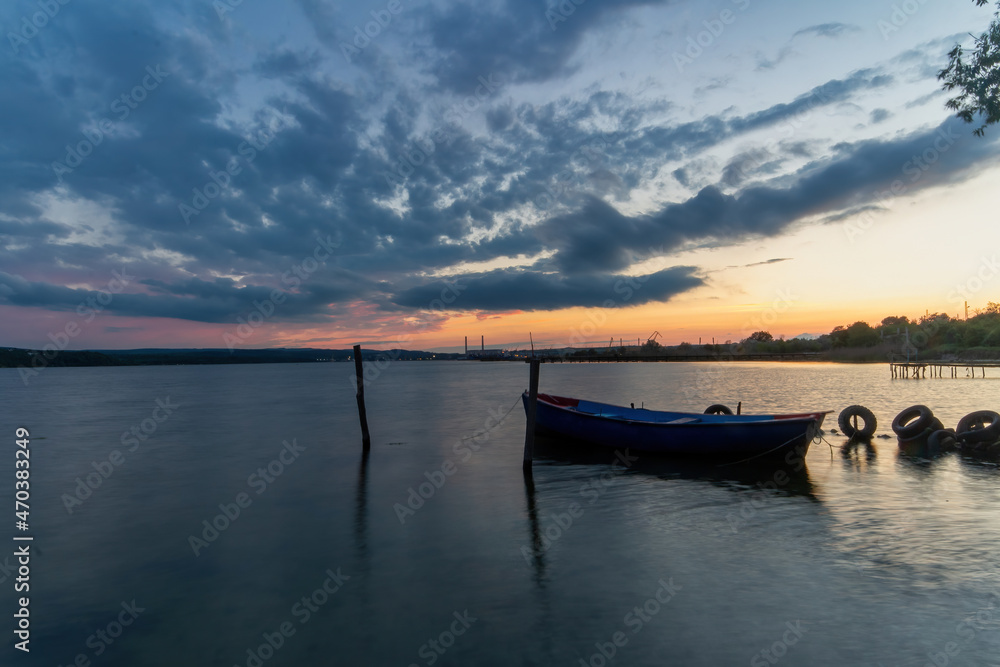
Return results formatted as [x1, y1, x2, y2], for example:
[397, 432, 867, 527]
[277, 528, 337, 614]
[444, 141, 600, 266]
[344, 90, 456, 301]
[522, 469, 554, 662]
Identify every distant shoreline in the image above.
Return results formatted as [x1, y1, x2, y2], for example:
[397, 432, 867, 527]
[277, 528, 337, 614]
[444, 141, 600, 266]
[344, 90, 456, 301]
[1, 345, 980, 371]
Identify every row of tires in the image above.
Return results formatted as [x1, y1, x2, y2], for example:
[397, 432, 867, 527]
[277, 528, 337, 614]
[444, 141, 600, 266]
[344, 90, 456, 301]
[837, 404, 1000, 447]
[892, 405, 1000, 445]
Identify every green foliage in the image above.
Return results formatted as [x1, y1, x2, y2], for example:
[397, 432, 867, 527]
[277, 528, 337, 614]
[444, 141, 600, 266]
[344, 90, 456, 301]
[829, 325, 849, 348]
[939, 0, 1000, 136]
[745, 331, 773, 343]
[640, 339, 662, 353]
[845, 321, 880, 348]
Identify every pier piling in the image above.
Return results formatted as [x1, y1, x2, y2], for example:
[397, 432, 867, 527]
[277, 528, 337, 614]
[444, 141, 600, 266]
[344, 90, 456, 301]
[353, 344, 371, 450]
[889, 359, 997, 379]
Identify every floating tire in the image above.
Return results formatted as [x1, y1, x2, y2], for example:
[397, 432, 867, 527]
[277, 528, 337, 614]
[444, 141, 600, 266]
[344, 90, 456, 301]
[927, 429, 958, 452]
[892, 405, 935, 440]
[704, 404, 733, 415]
[956, 410, 1000, 444]
[838, 405, 877, 438]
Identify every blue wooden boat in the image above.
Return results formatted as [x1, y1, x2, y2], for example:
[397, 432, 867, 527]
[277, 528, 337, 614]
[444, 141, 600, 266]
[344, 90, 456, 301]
[523, 392, 829, 458]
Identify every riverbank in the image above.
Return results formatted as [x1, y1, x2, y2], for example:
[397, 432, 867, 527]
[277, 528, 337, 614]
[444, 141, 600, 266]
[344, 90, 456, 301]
[3, 344, 999, 370]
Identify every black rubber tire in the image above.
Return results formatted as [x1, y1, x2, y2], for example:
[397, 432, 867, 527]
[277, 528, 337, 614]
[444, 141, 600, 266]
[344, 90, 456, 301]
[704, 404, 733, 415]
[892, 405, 935, 440]
[838, 405, 877, 438]
[928, 429, 958, 452]
[956, 410, 1000, 444]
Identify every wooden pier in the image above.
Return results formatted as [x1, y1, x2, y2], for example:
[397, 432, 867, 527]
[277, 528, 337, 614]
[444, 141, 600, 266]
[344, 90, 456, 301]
[890, 361, 1000, 379]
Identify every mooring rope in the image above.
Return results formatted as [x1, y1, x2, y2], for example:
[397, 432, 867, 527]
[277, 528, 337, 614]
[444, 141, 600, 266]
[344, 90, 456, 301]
[716, 422, 828, 467]
[458, 394, 524, 442]
[715, 433, 804, 467]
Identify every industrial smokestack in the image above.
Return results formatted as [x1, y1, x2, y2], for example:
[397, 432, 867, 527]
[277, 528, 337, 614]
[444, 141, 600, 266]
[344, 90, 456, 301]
[481, 335, 484, 351]
[465, 336, 468, 355]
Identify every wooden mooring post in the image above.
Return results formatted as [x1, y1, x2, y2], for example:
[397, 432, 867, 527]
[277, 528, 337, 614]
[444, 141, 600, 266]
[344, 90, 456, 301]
[522, 358, 540, 472]
[353, 344, 371, 450]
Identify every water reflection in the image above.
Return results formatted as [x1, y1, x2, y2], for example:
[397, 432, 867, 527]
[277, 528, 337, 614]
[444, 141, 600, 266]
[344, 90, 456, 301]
[530, 434, 819, 500]
[351, 448, 373, 655]
[354, 448, 369, 560]
[521, 470, 556, 665]
[522, 470, 546, 584]
[840, 439, 877, 464]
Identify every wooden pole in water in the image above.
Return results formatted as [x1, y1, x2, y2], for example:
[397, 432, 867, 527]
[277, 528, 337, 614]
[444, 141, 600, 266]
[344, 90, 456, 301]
[353, 344, 371, 451]
[523, 358, 540, 472]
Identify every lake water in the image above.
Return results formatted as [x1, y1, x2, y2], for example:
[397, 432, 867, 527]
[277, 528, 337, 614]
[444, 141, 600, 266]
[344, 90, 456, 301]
[2, 360, 1000, 666]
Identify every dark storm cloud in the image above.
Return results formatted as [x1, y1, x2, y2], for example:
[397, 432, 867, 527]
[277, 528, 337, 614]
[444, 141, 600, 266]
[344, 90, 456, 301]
[392, 266, 704, 311]
[424, 0, 674, 93]
[0, 271, 363, 323]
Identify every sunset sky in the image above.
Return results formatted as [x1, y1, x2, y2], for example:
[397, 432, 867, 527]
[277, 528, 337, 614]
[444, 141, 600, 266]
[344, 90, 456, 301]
[1, 0, 998, 352]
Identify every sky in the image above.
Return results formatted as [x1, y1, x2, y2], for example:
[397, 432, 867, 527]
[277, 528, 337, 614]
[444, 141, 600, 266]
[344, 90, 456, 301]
[1, 0, 998, 352]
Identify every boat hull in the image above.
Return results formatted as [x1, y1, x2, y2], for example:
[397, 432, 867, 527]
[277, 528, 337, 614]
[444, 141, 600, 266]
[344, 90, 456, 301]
[523, 393, 826, 459]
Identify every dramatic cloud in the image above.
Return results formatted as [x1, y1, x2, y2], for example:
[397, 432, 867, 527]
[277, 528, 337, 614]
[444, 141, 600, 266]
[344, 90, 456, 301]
[0, 0, 995, 347]
[392, 266, 705, 311]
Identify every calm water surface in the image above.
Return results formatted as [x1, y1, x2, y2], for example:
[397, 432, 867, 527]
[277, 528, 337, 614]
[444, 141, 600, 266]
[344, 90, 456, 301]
[2, 361, 1000, 666]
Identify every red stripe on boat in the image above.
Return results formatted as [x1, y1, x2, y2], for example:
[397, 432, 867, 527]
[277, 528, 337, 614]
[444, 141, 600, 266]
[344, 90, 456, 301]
[537, 393, 579, 408]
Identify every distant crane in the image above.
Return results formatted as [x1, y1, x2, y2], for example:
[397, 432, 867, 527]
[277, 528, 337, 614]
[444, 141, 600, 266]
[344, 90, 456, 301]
[647, 331, 662, 343]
